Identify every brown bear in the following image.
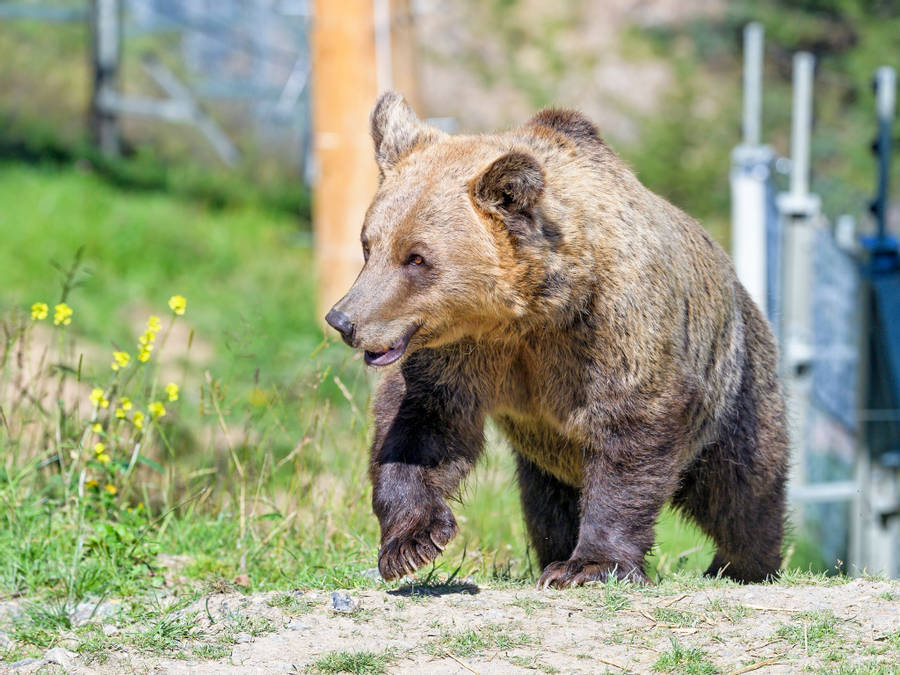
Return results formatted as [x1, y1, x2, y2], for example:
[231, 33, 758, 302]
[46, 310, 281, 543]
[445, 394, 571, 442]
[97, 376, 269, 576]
[325, 91, 788, 588]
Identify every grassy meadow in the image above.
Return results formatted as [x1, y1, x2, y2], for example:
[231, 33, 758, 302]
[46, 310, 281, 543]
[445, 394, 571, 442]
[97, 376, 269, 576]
[0, 161, 826, 661]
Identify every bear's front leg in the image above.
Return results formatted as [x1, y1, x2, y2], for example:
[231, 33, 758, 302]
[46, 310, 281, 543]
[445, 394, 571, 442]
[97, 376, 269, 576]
[370, 362, 485, 581]
[537, 435, 680, 589]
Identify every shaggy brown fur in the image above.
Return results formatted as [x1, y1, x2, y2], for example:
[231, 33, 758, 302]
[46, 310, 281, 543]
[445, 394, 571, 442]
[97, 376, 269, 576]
[325, 92, 789, 588]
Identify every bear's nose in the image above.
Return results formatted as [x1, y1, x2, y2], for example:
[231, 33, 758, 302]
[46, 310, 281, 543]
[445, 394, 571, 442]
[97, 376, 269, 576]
[325, 308, 356, 346]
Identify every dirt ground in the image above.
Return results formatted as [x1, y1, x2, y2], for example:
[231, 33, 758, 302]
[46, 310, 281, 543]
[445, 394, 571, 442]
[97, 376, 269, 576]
[7, 576, 899, 674]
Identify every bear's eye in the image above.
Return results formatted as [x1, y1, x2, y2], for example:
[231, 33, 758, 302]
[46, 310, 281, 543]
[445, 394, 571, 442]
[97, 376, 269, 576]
[362, 242, 370, 261]
[406, 254, 425, 266]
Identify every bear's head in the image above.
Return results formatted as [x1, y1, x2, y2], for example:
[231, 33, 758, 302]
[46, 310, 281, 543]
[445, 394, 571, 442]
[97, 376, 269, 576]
[325, 91, 550, 367]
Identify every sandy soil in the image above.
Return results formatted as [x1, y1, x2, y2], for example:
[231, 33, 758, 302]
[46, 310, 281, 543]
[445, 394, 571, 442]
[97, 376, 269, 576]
[9, 577, 898, 674]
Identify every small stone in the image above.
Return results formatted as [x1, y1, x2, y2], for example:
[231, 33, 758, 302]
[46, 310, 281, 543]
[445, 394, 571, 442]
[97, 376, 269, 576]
[486, 609, 505, 621]
[285, 619, 309, 631]
[9, 658, 40, 669]
[0, 631, 12, 649]
[43, 647, 78, 669]
[233, 632, 252, 644]
[102, 624, 119, 637]
[233, 574, 250, 588]
[72, 598, 121, 625]
[331, 591, 357, 613]
[360, 567, 383, 582]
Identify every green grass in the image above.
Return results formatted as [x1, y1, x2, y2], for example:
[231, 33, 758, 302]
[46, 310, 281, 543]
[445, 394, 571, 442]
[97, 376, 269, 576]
[307, 649, 398, 674]
[428, 623, 535, 658]
[776, 610, 840, 654]
[652, 637, 717, 674]
[0, 162, 319, 373]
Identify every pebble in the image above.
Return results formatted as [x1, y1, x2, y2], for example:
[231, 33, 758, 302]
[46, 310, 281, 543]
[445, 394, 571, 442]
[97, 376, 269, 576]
[331, 591, 357, 613]
[0, 631, 12, 649]
[43, 647, 78, 669]
[233, 632, 252, 644]
[72, 598, 121, 625]
[9, 658, 40, 669]
[102, 624, 119, 637]
[285, 619, 309, 631]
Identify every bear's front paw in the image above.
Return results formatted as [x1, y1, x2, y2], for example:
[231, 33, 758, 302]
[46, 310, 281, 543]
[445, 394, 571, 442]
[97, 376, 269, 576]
[378, 506, 458, 581]
[537, 558, 649, 589]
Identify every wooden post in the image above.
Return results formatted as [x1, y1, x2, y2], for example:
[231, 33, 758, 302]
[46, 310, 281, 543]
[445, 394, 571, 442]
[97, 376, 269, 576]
[312, 0, 380, 321]
[90, 0, 122, 156]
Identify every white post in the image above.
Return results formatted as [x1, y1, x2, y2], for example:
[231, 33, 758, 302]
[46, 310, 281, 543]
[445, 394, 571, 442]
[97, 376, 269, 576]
[778, 52, 821, 526]
[731, 22, 772, 315]
[742, 22, 763, 147]
[789, 53, 815, 201]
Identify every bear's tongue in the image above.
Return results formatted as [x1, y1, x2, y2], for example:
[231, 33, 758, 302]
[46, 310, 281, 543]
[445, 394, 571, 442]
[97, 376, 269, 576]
[364, 328, 416, 367]
[365, 343, 405, 366]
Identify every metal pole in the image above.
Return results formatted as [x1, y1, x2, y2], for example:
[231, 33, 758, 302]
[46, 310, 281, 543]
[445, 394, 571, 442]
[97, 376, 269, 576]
[730, 22, 772, 315]
[742, 22, 763, 147]
[873, 66, 896, 244]
[778, 52, 821, 526]
[789, 53, 815, 201]
[90, 0, 121, 156]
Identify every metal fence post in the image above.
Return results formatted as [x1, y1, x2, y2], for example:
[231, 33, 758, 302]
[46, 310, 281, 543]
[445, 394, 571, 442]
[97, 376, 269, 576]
[90, 0, 121, 156]
[778, 52, 821, 524]
[731, 23, 774, 316]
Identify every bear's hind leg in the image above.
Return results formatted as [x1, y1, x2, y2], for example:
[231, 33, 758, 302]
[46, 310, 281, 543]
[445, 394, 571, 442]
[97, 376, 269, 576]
[678, 468, 785, 584]
[674, 356, 788, 584]
[515, 454, 580, 569]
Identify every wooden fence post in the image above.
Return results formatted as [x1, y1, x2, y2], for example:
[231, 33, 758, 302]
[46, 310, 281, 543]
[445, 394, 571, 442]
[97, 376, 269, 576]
[312, 0, 380, 322]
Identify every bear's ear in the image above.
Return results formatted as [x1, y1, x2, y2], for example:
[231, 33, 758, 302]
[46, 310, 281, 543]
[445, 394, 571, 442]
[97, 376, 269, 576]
[370, 91, 443, 172]
[471, 151, 544, 224]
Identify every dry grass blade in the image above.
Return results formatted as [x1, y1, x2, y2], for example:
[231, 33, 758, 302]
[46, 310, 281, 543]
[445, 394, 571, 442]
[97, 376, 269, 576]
[443, 650, 479, 674]
[725, 657, 780, 675]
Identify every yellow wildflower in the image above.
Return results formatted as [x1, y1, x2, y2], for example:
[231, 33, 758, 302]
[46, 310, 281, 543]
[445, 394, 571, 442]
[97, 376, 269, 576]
[104, 484, 117, 495]
[31, 302, 49, 321]
[53, 303, 73, 326]
[168, 295, 186, 315]
[115, 407, 126, 419]
[92, 423, 102, 433]
[147, 315, 162, 333]
[133, 411, 145, 429]
[137, 347, 152, 363]
[111, 351, 130, 371]
[97, 453, 111, 464]
[89, 388, 109, 409]
[93, 442, 105, 454]
[86, 479, 98, 489]
[120, 397, 132, 411]
[149, 401, 166, 419]
[165, 382, 179, 402]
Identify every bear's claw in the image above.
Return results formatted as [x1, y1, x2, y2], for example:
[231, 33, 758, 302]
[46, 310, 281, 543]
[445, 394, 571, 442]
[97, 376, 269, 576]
[378, 509, 458, 581]
[537, 558, 649, 589]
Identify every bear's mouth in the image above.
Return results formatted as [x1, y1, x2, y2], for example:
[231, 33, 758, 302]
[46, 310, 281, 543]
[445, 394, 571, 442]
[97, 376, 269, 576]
[364, 325, 419, 367]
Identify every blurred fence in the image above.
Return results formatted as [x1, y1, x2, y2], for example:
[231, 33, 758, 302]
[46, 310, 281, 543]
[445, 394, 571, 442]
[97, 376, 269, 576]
[0, 0, 313, 175]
